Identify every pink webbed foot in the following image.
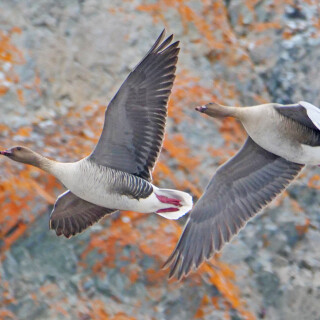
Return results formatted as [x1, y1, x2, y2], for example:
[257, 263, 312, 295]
[156, 207, 179, 214]
[155, 194, 182, 207]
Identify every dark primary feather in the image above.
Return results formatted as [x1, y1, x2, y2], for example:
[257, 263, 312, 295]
[50, 190, 118, 238]
[89, 30, 180, 181]
[163, 137, 303, 280]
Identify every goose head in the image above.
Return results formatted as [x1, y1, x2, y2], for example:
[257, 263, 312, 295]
[0, 146, 42, 166]
[196, 102, 239, 119]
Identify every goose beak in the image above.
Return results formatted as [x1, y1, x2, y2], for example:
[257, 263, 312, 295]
[0, 150, 13, 156]
[195, 105, 208, 113]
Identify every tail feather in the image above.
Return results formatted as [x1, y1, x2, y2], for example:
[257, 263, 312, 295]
[155, 188, 193, 220]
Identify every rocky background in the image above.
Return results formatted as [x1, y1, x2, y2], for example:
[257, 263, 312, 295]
[1, 0, 320, 319]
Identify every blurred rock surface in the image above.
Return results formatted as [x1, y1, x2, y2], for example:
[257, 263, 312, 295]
[1, 0, 320, 319]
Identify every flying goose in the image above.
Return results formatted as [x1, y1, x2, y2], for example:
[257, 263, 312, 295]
[164, 100, 320, 280]
[0, 30, 192, 238]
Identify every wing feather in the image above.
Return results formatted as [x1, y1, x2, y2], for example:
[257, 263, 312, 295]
[90, 30, 179, 181]
[50, 190, 118, 238]
[164, 137, 303, 280]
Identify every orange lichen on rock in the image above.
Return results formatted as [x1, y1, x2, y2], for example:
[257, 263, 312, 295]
[219, 117, 245, 146]
[308, 174, 320, 189]
[250, 21, 282, 32]
[2, 3, 297, 317]
[198, 261, 255, 320]
[0, 158, 61, 257]
[0, 309, 17, 320]
[0, 28, 25, 102]
[138, 0, 229, 49]
[296, 218, 310, 237]
[84, 299, 137, 320]
[0, 29, 24, 65]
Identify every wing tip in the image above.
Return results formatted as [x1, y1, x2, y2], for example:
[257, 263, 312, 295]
[49, 218, 75, 238]
[162, 240, 194, 281]
[164, 248, 216, 281]
[160, 28, 166, 37]
[152, 29, 180, 55]
[162, 222, 231, 281]
[164, 251, 198, 281]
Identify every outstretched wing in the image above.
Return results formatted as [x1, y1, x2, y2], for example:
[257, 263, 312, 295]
[274, 101, 320, 131]
[89, 30, 180, 181]
[50, 190, 118, 238]
[164, 137, 303, 280]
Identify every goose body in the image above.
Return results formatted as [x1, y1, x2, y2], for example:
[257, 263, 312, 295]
[165, 100, 320, 280]
[1, 30, 193, 238]
[238, 103, 320, 165]
[50, 159, 191, 216]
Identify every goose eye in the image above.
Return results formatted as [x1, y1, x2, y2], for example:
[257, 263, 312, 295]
[17, 147, 21, 151]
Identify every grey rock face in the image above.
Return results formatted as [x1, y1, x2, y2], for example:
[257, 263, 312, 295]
[1, 0, 320, 319]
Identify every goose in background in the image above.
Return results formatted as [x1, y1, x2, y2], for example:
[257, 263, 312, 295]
[1, 30, 192, 238]
[164, 100, 320, 280]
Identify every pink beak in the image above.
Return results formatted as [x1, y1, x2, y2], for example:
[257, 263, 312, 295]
[0, 150, 13, 156]
[195, 105, 208, 113]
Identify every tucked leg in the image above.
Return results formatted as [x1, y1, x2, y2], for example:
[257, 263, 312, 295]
[156, 207, 179, 213]
[155, 194, 182, 207]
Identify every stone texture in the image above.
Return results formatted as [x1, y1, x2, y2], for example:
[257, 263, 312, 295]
[2, 0, 320, 319]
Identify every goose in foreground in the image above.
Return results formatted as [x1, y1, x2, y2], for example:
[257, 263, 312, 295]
[0, 30, 192, 238]
[164, 100, 320, 280]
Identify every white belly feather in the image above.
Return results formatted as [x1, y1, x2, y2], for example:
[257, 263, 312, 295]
[241, 105, 320, 165]
[50, 159, 193, 216]
[51, 160, 155, 211]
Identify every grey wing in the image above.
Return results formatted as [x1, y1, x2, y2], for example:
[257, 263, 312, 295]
[50, 190, 118, 238]
[163, 137, 303, 280]
[89, 30, 180, 181]
[274, 101, 320, 131]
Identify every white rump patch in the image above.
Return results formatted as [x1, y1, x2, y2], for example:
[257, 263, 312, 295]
[156, 209, 189, 220]
[299, 101, 320, 130]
